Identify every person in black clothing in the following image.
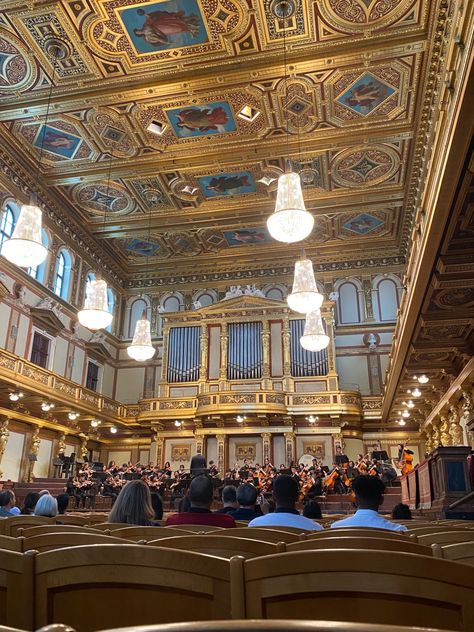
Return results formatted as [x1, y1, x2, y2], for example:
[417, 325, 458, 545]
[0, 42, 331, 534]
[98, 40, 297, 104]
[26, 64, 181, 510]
[303, 500, 322, 519]
[21, 492, 40, 515]
[190, 452, 207, 477]
[151, 493, 163, 520]
[56, 493, 70, 515]
[229, 483, 261, 521]
[216, 485, 238, 513]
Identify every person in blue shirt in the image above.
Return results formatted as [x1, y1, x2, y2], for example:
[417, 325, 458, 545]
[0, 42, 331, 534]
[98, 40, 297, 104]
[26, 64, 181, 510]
[331, 475, 407, 532]
[0, 490, 16, 517]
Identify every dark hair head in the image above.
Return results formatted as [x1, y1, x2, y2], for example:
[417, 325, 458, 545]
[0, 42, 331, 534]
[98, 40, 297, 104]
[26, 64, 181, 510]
[222, 485, 237, 504]
[0, 490, 14, 507]
[237, 483, 258, 507]
[56, 494, 69, 514]
[21, 492, 40, 514]
[352, 475, 385, 505]
[108, 480, 154, 525]
[150, 493, 163, 520]
[137, 8, 145, 15]
[273, 474, 299, 507]
[391, 503, 412, 520]
[303, 500, 322, 520]
[188, 475, 213, 507]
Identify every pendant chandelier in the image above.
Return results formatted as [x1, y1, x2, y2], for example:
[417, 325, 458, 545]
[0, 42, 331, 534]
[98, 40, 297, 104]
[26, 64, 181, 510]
[287, 255, 324, 313]
[300, 309, 329, 352]
[1, 50, 61, 268]
[266, 13, 313, 244]
[78, 157, 113, 330]
[127, 310, 155, 361]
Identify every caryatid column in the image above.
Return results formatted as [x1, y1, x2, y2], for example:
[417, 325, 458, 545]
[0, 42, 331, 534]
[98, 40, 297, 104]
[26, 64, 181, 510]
[439, 414, 451, 447]
[284, 432, 296, 467]
[0, 417, 10, 479]
[261, 432, 272, 464]
[449, 406, 464, 446]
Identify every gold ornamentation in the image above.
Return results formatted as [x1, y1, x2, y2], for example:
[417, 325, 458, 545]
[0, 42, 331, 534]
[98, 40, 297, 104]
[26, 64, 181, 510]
[302, 440, 326, 459]
[171, 443, 191, 462]
[235, 442, 256, 461]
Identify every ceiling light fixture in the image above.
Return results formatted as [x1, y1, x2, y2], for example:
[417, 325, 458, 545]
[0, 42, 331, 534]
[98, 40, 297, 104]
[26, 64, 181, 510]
[78, 156, 113, 331]
[146, 120, 167, 136]
[110, 426, 117, 434]
[287, 255, 324, 313]
[401, 410, 410, 418]
[398, 419, 406, 426]
[417, 374, 429, 384]
[68, 412, 79, 421]
[306, 415, 318, 424]
[41, 402, 54, 412]
[406, 400, 415, 408]
[1, 50, 61, 267]
[412, 387, 422, 397]
[90, 419, 101, 428]
[236, 415, 246, 423]
[174, 420, 183, 427]
[266, 16, 313, 243]
[300, 309, 329, 352]
[9, 392, 23, 402]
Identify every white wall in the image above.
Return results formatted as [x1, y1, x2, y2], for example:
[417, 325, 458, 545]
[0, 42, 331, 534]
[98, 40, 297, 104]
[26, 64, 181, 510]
[71, 347, 85, 384]
[206, 437, 217, 466]
[36, 438, 52, 478]
[337, 356, 370, 393]
[0, 302, 10, 348]
[344, 438, 364, 461]
[15, 314, 29, 358]
[108, 450, 132, 466]
[273, 435, 285, 467]
[2, 431, 25, 481]
[115, 367, 145, 403]
[102, 364, 115, 398]
[52, 338, 68, 375]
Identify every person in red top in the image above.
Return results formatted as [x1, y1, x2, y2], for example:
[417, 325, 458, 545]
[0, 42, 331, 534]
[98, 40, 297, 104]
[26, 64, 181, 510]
[166, 475, 235, 528]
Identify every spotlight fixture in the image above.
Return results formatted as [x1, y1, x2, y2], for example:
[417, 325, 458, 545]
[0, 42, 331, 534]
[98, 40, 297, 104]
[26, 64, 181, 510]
[90, 419, 101, 428]
[68, 412, 79, 421]
[110, 426, 117, 434]
[41, 402, 54, 412]
[412, 387, 422, 398]
[236, 415, 246, 423]
[306, 415, 319, 424]
[174, 420, 183, 427]
[406, 400, 415, 409]
[9, 391, 23, 402]
[418, 374, 429, 384]
[401, 410, 410, 418]
[398, 419, 406, 426]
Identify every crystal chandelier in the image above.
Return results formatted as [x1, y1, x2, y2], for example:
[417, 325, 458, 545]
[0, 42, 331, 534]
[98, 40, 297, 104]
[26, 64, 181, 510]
[300, 309, 329, 352]
[287, 256, 324, 313]
[78, 278, 112, 330]
[267, 171, 314, 243]
[127, 310, 155, 361]
[1, 199, 48, 267]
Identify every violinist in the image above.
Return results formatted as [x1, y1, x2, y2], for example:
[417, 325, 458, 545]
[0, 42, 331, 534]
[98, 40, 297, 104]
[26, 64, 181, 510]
[367, 458, 381, 477]
[356, 454, 369, 474]
[335, 445, 349, 466]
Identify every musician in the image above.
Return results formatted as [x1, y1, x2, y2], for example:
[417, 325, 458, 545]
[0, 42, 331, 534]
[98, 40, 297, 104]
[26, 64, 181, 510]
[190, 452, 207, 477]
[208, 460, 219, 477]
[397, 444, 414, 476]
[335, 445, 349, 466]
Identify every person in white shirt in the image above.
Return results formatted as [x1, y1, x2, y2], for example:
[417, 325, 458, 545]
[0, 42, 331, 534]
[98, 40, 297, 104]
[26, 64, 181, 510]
[248, 474, 323, 531]
[331, 475, 407, 532]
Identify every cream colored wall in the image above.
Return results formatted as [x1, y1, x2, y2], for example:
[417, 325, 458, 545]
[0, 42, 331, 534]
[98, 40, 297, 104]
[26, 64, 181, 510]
[273, 435, 285, 467]
[296, 435, 333, 467]
[102, 364, 115, 398]
[228, 436, 263, 467]
[336, 355, 370, 393]
[115, 367, 145, 403]
[164, 437, 196, 469]
[108, 450, 132, 466]
[36, 438, 53, 478]
[344, 438, 364, 461]
[52, 337, 68, 376]
[2, 431, 25, 481]
[71, 347, 85, 384]
[0, 302, 10, 348]
[206, 437, 217, 466]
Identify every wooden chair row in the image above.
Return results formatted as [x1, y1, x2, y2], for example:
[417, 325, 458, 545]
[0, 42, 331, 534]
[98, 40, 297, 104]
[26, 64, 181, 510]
[1, 545, 473, 631]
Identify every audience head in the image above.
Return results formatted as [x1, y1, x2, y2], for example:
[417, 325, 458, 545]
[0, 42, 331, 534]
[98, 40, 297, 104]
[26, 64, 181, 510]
[236, 483, 258, 508]
[34, 493, 58, 517]
[188, 475, 213, 509]
[56, 493, 69, 515]
[150, 493, 163, 520]
[108, 479, 154, 525]
[39, 489, 49, 497]
[0, 490, 15, 510]
[272, 474, 299, 509]
[352, 475, 385, 511]
[21, 492, 39, 515]
[392, 503, 412, 520]
[221, 485, 238, 507]
[303, 500, 322, 520]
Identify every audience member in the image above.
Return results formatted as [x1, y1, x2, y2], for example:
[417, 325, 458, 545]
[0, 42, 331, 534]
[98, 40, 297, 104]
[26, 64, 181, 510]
[166, 475, 235, 528]
[39, 489, 50, 497]
[248, 475, 323, 530]
[229, 483, 261, 521]
[331, 476, 407, 531]
[303, 500, 322, 520]
[34, 493, 58, 517]
[56, 493, 70, 515]
[108, 479, 154, 526]
[178, 495, 191, 513]
[21, 492, 40, 515]
[0, 490, 16, 517]
[150, 492, 163, 521]
[392, 503, 412, 520]
[216, 485, 238, 513]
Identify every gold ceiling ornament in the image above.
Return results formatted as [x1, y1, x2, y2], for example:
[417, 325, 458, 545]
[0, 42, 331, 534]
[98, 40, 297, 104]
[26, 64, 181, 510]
[300, 309, 329, 352]
[287, 255, 324, 314]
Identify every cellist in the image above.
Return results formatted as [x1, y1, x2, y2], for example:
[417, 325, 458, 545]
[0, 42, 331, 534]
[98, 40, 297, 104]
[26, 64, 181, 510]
[397, 443, 414, 476]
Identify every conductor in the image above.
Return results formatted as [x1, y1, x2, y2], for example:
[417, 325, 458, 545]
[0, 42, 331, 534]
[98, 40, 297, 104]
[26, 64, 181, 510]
[190, 451, 207, 477]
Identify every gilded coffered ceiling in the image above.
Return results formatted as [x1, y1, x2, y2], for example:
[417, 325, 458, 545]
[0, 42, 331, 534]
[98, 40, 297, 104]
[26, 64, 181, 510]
[0, 0, 444, 284]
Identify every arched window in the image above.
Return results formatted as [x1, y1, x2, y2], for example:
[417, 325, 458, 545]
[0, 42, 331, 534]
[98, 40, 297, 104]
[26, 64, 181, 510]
[27, 229, 49, 282]
[106, 288, 115, 333]
[337, 281, 362, 324]
[376, 278, 400, 322]
[53, 249, 72, 300]
[266, 287, 284, 301]
[162, 295, 181, 313]
[0, 205, 15, 251]
[128, 297, 148, 338]
[193, 291, 215, 308]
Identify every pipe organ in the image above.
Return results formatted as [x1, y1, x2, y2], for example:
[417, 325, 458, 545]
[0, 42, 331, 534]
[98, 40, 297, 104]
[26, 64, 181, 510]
[290, 319, 329, 377]
[167, 326, 201, 383]
[227, 322, 263, 380]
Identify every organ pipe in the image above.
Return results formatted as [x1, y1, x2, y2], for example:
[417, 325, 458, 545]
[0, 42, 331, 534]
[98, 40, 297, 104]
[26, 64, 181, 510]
[290, 319, 328, 376]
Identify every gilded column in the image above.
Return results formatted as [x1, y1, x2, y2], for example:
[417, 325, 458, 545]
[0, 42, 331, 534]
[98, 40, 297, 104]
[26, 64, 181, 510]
[362, 277, 375, 321]
[284, 432, 296, 467]
[27, 426, 41, 483]
[431, 416, 441, 450]
[216, 434, 227, 476]
[424, 423, 433, 455]
[449, 406, 464, 446]
[439, 414, 451, 446]
[79, 434, 88, 461]
[0, 418, 10, 479]
[155, 431, 165, 468]
[199, 324, 209, 385]
[195, 432, 206, 458]
[219, 322, 228, 382]
[261, 432, 272, 464]
[261, 320, 270, 380]
[57, 433, 66, 457]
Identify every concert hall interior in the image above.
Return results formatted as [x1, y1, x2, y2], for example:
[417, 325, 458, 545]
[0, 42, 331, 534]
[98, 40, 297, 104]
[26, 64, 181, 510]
[0, 0, 473, 630]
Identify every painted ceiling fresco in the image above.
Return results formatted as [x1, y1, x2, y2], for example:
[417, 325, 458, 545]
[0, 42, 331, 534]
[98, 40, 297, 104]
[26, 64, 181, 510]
[0, 0, 441, 282]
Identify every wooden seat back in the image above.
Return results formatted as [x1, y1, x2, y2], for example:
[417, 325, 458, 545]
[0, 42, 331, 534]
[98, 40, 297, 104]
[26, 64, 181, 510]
[2, 516, 54, 537]
[0, 535, 21, 552]
[217, 528, 299, 543]
[407, 526, 473, 536]
[286, 536, 432, 556]
[234, 521, 249, 528]
[93, 522, 131, 531]
[146, 535, 283, 559]
[55, 515, 90, 526]
[164, 525, 225, 533]
[108, 526, 193, 541]
[306, 528, 407, 540]
[0, 550, 34, 629]
[34, 544, 234, 631]
[432, 541, 474, 565]
[416, 531, 474, 546]
[21, 532, 130, 553]
[20, 525, 102, 537]
[234, 549, 474, 630]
